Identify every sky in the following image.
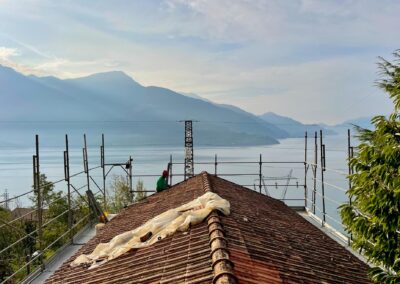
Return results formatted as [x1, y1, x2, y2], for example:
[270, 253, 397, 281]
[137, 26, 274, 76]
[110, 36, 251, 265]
[0, 0, 399, 124]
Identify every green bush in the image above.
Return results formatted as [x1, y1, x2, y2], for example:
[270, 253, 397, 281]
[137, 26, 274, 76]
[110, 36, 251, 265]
[340, 50, 400, 283]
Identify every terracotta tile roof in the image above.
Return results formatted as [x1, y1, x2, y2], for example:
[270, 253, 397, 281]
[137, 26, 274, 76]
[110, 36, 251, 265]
[208, 175, 371, 284]
[46, 172, 371, 284]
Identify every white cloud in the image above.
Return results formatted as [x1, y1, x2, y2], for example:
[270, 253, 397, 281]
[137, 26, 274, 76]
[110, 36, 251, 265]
[28, 58, 108, 78]
[0, 47, 19, 59]
[209, 57, 393, 124]
[34, 58, 69, 71]
[165, 0, 400, 46]
[0, 0, 398, 123]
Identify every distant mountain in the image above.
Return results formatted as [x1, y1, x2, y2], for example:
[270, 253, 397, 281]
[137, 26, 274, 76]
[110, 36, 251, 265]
[0, 65, 290, 146]
[335, 116, 374, 130]
[179, 95, 291, 138]
[259, 112, 336, 137]
[181, 92, 213, 103]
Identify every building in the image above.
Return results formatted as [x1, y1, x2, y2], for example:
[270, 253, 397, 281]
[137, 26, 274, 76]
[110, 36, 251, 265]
[11, 208, 48, 223]
[46, 172, 371, 283]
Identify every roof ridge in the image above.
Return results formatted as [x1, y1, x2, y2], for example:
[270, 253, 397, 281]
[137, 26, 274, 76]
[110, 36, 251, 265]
[202, 172, 237, 284]
[201, 171, 213, 193]
[207, 174, 288, 207]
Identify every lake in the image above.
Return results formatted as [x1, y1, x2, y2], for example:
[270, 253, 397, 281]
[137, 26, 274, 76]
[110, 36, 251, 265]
[0, 132, 355, 233]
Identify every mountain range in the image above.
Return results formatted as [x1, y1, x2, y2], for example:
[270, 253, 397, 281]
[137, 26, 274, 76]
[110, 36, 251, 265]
[0, 65, 370, 147]
[258, 112, 337, 137]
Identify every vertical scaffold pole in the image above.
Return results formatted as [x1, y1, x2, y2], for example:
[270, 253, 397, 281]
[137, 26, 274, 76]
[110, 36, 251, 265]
[214, 154, 218, 176]
[129, 155, 133, 202]
[312, 131, 318, 214]
[83, 134, 90, 191]
[169, 155, 173, 186]
[64, 134, 73, 242]
[259, 154, 262, 194]
[347, 129, 354, 244]
[184, 120, 194, 180]
[101, 134, 106, 210]
[320, 130, 326, 226]
[347, 129, 353, 202]
[304, 131, 308, 208]
[34, 135, 44, 271]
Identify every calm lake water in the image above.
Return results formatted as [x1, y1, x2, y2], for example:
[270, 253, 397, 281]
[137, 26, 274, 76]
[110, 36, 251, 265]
[0, 133, 354, 233]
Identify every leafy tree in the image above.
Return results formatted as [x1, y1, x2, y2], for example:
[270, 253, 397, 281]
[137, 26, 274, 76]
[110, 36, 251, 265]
[1, 175, 91, 282]
[31, 174, 69, 257]
[23, 221, 36, 275]
[0, 207, 27, 282]
[0, 207, 15, 282]
[30, 174, 60, 208]
[70, 193, 90, 237]
[108, 175, 132, 213]
[340, 50, 400, 283]
[43, 190, 68, 251]
[135, 179, 147, 202]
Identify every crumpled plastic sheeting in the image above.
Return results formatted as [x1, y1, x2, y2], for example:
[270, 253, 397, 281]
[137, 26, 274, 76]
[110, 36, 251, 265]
[71, 191, 230, 269]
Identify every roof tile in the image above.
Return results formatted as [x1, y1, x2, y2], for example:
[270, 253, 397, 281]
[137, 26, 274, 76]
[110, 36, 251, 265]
[208, 174, 371, 284]
[46, 176, 213, 284]
[46, 173, 371, 284]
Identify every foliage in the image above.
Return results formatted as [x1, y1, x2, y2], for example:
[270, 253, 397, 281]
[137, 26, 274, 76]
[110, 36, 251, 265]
[340, 50, 400, 283]
[107, 175, 132, 213]
[1, 174, 92, 282]
[71, 195, 91, 233]
[0, 207, 16, 282]
[45, 190, 69, 243]
[135, 179, 147, 202]
[30, 174, 69, 251]
[0, 207, 28, 282]
[30, 174, 58, 207]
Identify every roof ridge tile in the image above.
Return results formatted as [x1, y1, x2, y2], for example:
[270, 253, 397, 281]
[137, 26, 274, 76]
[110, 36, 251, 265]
[201, 171, 212, 192]
[202, 172, 237, 284]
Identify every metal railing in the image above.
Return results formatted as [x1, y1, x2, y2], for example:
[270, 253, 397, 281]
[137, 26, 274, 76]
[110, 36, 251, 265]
[0, 129, 357, 283]
[130, 157, 307, 206]
[0, 133, 132, 284]
[128, 130, 356, 241]
[301, 129, 355, 244]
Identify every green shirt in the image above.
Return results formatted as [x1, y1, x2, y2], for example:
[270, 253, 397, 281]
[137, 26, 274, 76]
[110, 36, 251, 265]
[156, 176, 168, 192]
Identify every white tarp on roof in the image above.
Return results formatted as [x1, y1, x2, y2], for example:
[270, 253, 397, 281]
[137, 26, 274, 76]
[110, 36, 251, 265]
[71, 191, 230, 269]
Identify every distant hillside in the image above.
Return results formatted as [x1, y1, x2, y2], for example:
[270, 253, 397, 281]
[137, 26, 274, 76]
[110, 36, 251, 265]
[0, 65, 290, 146]
[335, 116, 374, 130]
[181, 92, 213, 103]
[259, 112, 336, 137]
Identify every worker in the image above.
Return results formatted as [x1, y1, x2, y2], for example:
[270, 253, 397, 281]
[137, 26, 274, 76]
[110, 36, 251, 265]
[156, 170, 169, 192]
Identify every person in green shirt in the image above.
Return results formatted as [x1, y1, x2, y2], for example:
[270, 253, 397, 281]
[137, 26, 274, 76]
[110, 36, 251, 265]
[156, 170, 169, 192]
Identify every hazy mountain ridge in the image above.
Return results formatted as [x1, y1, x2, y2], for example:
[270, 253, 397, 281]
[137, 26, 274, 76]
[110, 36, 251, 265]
[180, 92, 376, 133]
[258, 112, 336, 137]
[2, 64, 378, 147]
[335, 116, 374, 129]
[180, 95, 290, 138]
[0, 65, 288, 146]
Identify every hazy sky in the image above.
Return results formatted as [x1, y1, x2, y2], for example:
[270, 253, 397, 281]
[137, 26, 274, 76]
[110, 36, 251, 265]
[0, 0, 399, 124]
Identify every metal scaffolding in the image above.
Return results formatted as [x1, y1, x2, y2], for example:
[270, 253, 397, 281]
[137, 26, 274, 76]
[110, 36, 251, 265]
[0, 128, 361, 283]
[101, 134, 133, 204]
[184, 120, 194, 180]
